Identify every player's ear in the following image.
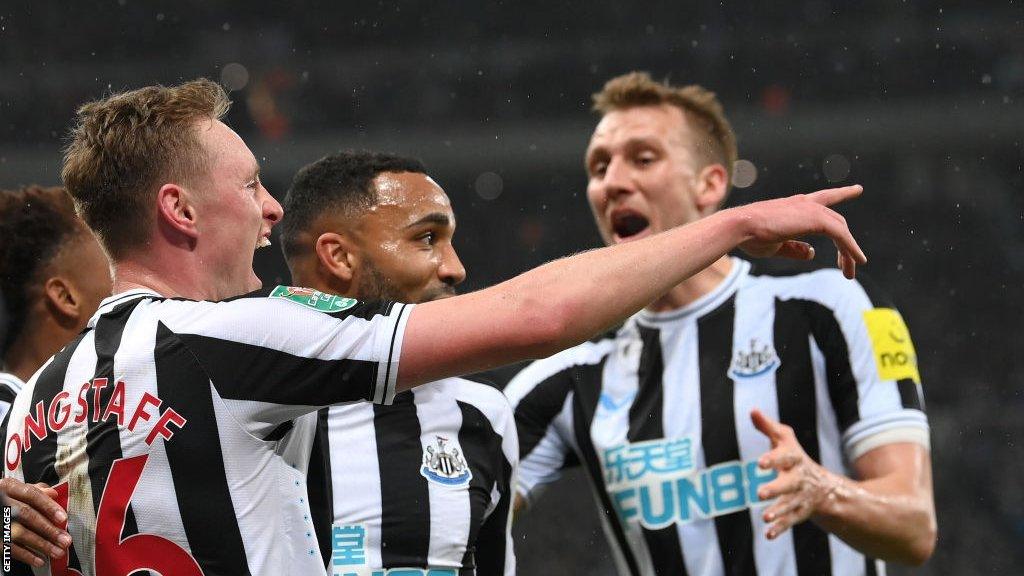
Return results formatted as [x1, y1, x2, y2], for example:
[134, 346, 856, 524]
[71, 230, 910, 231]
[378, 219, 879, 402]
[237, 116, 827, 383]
[42, 276, 81, 327]
[156, 183, 199, 241]
[314, 232, 356, 283]
[694, 163, 729, 214]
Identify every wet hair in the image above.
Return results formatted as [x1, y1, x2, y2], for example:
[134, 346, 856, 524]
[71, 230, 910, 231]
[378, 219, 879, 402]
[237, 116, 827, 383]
[62, 78, 231, 259]
[281, 150, 427, 260]
[593, 71, 738, 186]
[0, 185, 87, 355]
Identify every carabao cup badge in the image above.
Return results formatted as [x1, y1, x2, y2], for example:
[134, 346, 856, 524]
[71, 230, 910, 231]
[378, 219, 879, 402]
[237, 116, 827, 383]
[420, 436, 472, 486]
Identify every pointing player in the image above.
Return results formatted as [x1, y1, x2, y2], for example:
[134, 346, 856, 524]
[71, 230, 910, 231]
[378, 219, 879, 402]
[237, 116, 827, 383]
[0, 186, 112, 570]
[506, 72, 935, 575]
[280, 150, 516, 575]
[5, 78, 864, 575]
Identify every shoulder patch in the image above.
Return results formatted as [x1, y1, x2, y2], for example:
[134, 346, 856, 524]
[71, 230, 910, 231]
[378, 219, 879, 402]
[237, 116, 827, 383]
[269, 285, 358, 313]
[862, 308, 920, 384]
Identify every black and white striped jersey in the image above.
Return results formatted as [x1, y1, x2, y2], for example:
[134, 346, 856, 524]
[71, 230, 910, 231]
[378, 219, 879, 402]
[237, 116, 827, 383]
[3, 286, 414, 576]
[506, 258, 928, 576]
[0, 371, 23, 423]
[303, 377, 517, 576]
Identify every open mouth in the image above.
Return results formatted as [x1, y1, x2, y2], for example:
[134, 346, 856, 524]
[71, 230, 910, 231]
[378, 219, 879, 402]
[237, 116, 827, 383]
[611, 211, 650, 240]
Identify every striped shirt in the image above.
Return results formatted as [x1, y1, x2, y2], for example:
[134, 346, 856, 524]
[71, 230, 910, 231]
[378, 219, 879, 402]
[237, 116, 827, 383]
[506, 258, 929, 576]
[0, 371, 24, 424]
[3, 287, 414, 576]
[305, 377, 518, 576]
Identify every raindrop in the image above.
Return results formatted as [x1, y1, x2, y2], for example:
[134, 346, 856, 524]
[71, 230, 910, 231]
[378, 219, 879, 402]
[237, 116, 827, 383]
[732, 159, 758, 188]
[220, 63, 250, 92]
[981, 74, 992, 84]
[475, 172, 503, 201]
[156, 13, 165, 21]
[222, 22, 231, 31]
[822, 154, 851, 183]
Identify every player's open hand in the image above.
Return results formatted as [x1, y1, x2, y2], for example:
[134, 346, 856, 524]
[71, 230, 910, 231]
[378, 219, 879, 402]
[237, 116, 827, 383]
[733, 185, 867, 279]
[750, 409, 838, 540]
[0, 477, 72, 567]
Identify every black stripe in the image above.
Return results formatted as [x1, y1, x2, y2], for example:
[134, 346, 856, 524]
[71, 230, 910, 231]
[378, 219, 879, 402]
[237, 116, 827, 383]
[457, 400, 508, 574]
[897, 378, 924, 411]
[375, 392, 430, 567]
[177, 334, 380, 405]
[799, 300, 861, 433]
[571, 358, 644, 576]
[627, 326, 688, 576]
[18, 333, 87, 487]
[865, 557, 879, 576]
[155, 322, 252, 575]
[0, 383, 17, 405]
[774, 299, 833, 576]
[697, 297, 756, 576]
[513, 368, 574, 458]
[308, 408, 334, 569]
[88, 302, 144, 548]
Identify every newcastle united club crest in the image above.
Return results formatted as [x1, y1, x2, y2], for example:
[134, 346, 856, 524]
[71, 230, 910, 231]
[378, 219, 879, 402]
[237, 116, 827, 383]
[728, 338, 780, 379]
[420, 436, 473, 486]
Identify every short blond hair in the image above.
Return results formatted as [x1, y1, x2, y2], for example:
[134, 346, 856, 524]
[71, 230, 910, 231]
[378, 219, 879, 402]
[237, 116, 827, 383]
[593, 72, 738, 184]
[62, 79, 231, 259]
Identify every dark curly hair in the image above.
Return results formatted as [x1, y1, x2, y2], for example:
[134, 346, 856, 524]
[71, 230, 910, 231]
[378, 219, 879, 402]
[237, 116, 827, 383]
[0, 185, 87, 355]
[280, 150, 427, 260]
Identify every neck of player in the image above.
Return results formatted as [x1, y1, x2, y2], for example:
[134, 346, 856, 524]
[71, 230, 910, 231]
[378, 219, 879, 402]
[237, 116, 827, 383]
[644, 255, 734, 313]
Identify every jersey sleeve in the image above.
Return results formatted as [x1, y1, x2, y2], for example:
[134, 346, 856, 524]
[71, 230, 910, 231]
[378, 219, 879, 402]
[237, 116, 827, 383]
[807, 272, 929, 462]
[154, 287, 414, 431]
[504, 356, 578, 506]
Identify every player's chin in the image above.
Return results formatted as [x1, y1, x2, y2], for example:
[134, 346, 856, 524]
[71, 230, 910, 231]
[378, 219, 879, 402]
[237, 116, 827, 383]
[247, 270, 263, 292]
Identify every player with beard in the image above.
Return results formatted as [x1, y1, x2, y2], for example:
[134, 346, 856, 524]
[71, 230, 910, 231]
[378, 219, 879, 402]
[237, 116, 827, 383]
[280, 151, 515, 575]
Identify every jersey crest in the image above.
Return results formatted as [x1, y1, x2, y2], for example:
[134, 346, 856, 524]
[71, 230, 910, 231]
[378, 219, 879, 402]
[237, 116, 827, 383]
[728, 338, 780, 379]
[420, 436, 472, 486]
[269, 285, 358, 313]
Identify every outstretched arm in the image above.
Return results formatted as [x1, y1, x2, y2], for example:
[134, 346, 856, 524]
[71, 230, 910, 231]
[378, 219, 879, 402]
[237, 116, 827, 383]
[752, 409, 936, 565]
[398, 186, 866, 389]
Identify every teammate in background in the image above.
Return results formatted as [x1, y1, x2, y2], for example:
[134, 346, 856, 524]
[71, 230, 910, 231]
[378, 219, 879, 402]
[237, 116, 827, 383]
[0, 186, 112, 415]
[0, 186, 112, 571]
[5, 78, 864, 575]
[280, 151, 516, 575]
[506, 72, 936, 576]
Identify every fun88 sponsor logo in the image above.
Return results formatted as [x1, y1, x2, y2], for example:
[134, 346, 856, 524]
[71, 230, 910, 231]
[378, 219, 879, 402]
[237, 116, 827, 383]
[332, 524, 457, 576]
[337, 571, 457, 576]
[602, 438, 777, 529]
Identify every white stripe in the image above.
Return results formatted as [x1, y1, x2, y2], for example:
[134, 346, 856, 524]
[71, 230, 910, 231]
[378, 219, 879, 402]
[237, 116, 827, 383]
[658, 318, 726, 576]
[731, 292, 797, 575]
[327, 402, 384, 569]
[117, 317, 191, 556]
[414, 384, 472, 567]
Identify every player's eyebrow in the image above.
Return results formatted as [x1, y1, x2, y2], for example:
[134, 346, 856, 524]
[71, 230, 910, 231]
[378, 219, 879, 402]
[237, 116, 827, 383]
[405, 212, 452, 229]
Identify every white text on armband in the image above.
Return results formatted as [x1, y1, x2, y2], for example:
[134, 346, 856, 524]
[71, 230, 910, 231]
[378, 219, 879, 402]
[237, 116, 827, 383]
[5, 378, 187, 471]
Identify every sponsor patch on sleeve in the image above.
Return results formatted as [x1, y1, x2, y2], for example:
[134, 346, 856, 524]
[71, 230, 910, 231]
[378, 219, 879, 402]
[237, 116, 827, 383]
[269, 285, 358, 313]
[862, 307, 920, 384]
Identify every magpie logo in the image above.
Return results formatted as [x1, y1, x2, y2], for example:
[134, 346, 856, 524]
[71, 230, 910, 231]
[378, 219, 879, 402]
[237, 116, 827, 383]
[728, 339, 780, 379]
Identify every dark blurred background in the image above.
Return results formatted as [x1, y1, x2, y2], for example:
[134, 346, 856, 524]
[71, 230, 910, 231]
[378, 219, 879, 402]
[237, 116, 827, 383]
[1, 1, 1021, 573]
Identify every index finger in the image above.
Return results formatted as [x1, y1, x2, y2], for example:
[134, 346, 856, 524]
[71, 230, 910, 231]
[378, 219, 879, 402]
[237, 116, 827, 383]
[2, 480, 67, 525]
[806, 185, 863, 207]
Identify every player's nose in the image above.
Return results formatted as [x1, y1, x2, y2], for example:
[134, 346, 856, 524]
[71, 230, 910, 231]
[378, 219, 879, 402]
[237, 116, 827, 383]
[439, 245, 466, 286]
[263, 191, 284, 225]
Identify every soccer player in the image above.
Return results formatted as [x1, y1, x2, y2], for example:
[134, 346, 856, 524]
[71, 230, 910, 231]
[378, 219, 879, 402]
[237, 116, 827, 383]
[0, 185, 112, 570]
[505, 72, 936, 575]
[280, 150, 516, 575]
[4, 78, 864, 576]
